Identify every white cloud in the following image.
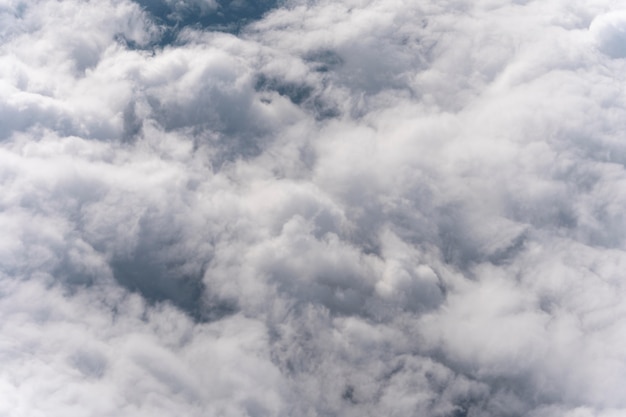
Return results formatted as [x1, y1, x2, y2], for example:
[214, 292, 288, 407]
[2, 0, 626, 415]
[590, 10, 626, 59]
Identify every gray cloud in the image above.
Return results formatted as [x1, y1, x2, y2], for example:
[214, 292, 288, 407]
[2, 0, 626, 416]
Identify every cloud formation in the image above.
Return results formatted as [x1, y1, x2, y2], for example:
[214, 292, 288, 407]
[2, 0, 626, 416]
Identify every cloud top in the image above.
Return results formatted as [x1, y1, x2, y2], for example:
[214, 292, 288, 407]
[590, 10, 626, 58]
[1, 0, 626, 416]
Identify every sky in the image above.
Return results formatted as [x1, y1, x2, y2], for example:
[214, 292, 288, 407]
[1, 0, 626, 416]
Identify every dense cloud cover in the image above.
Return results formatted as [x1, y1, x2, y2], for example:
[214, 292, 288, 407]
[2, 0, 626, 415]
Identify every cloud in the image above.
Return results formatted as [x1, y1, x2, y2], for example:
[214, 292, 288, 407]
[2, 0, 626, 416]
[590, 10, 626, 59]
[0, 278, 288, 417]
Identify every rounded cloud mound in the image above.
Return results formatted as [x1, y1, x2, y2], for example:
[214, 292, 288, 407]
[590, 10, 626, 58]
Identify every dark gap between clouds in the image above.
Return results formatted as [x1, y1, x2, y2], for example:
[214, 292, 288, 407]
[110, 253, 239, 323]
[134, 0, 282, 43]
[255, 74, 341, 120]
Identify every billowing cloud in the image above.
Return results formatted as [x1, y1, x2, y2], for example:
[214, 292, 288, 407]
[2, 0, 626, 416]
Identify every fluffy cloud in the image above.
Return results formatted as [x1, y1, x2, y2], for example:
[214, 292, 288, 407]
[2, 0, 626, 416]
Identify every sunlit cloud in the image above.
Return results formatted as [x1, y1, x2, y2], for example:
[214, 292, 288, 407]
[1, 0, 626, 416]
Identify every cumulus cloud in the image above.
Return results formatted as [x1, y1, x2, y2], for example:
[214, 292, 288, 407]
[590, 10, 626, 59]
[2, 0, 626, 416]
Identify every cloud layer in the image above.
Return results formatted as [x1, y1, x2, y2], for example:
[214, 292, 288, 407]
[2, 0, 626, 416]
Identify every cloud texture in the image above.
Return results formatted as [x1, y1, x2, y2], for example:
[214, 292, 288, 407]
[2, 0, 626, 415]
